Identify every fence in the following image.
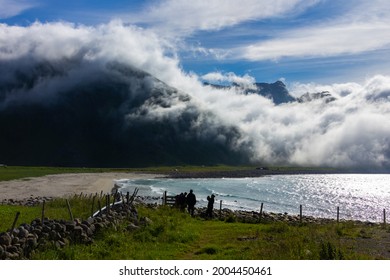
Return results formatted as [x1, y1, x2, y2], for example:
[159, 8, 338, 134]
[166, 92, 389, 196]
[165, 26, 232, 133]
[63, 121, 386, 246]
[227, 201, 388, 226]
[0, 188, 142, 260]
[162, 191, 176, 206]
[4, 187, 141, 232]
[160, 190, 388, 225]
[4, 189, 389, 234]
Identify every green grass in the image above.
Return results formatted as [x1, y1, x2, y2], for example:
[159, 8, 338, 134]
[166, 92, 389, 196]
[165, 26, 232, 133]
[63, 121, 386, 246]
[0, 165, 339, 183]
[9, 203, 385, 260]
[0, 165, 253, 182]
[0, 195, 114, 232]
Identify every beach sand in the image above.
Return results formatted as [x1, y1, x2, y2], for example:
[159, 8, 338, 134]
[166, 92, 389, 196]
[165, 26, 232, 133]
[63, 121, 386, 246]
[0, 172, 162, 200]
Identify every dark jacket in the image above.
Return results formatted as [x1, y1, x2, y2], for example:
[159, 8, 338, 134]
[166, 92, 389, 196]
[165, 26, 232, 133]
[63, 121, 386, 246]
[186, 191, 196, 206]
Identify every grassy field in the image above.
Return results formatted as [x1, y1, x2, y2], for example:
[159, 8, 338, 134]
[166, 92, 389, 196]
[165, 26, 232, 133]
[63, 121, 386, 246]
[0, 164, 265, 183]
[0, 164, 337, 182]
[1, 197, 389, 260]
[0, 195, 103, 233]
[31, 205, 390, 260]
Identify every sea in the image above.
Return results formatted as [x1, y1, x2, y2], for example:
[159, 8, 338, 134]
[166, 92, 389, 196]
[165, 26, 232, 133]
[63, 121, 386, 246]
[115, 174, 390, 222]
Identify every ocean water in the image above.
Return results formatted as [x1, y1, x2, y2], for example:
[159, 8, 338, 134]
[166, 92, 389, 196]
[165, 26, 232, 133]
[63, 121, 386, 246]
[115, 174, 390, 222]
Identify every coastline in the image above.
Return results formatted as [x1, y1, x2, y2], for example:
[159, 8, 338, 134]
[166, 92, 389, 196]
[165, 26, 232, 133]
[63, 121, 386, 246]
[164, 167, 354, 179]
[1, 169, 387, 224]
[0, 172, 162, 201]
[0, 170, 385, 227]
[0, 167, 336, 201]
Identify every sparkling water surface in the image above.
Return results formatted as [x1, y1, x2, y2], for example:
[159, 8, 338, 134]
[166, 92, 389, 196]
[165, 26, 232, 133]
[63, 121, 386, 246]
[116, 174, 390, 222]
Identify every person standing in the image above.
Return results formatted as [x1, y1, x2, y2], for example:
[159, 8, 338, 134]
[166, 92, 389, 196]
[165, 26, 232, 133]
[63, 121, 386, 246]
[206, 194, 215, 218]
[186, 189, 196, 216]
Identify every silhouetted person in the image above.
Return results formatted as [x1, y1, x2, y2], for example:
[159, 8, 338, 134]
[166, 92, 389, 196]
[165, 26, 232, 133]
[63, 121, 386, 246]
[179, 192, 187, 212]
[174, 194, 180, 208]
[186, 189, 196, 216]
[206, 194, 215, 218]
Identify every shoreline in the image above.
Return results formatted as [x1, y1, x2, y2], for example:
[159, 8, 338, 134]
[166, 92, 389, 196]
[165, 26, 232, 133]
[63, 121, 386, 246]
[1, 170, 387, 225]
[0, 172, 163, 201]
[2, 192, 378, 226]
[164, 167, 370, 179]
[0, 168, 343, 201]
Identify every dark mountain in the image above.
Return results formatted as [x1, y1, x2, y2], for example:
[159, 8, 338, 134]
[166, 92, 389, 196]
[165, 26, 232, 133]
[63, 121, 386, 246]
[0, 61, 251, 167]
[252, 81, 296, 104]
[205, 81, 296, 104]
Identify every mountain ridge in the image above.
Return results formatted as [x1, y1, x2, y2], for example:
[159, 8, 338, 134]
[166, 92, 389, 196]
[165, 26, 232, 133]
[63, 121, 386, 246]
[204, 81, 337, 105]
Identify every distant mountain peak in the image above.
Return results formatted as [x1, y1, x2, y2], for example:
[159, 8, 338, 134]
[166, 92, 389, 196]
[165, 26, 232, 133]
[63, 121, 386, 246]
[205, 80, 296, 105]
[253, 81, 295, 104]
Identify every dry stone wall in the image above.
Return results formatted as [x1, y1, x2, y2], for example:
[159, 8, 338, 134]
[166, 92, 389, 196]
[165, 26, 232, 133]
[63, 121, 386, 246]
[0, 201, 139, 260]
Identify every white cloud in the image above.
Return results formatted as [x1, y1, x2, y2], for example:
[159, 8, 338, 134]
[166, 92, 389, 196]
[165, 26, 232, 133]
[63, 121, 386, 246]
[0, 21, 182, 85]
[1, 21, 390, 170]
[0, 0, 36, 19]
[239, 20, 390, 61]
[201, 72, 255, 85]
[289, 81, 363, 98]
[128, 0, 319, 36]
[233, 0, 390, 61]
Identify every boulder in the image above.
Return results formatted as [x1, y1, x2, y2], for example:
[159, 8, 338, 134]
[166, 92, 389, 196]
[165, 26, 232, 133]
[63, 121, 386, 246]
[0, 245, 5, 259]
[18, 227, 29, 239]
[126, 223, 140, 231]
[0, 233, 12, 246]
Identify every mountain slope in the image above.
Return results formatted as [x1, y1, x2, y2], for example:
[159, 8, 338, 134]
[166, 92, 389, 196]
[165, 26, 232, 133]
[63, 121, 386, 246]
[0, 61, 250, 167]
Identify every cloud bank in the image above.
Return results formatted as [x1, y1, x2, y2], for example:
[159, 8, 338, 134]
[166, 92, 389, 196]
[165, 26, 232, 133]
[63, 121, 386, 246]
[0, 22, 389, 170]
[201, 72, 255, 86]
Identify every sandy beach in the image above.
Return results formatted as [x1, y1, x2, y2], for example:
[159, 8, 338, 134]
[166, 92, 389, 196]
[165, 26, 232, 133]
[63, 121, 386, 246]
[0, 172, 162, 201]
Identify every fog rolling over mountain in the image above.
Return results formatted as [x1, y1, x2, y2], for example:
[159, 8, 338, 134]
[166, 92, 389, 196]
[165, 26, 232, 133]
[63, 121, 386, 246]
[0, 22, 390, 170]
[0, 61, 249, 167]
[205, 81, 296, 105]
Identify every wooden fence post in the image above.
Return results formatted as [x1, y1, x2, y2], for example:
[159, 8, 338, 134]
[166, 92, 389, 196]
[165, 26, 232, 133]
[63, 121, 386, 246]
[126, 192, 130, 204]
[336, 206, 339, 223]
[90, 195, 96, 217]
[219, 200, 222, 218]
[66, 199, 74, 221]
[41, 200, 46, 224]
[299, 204, 303, 223]
[106, 194, 110, 214]
[98, 200, 102, 216]
[383, 209, 386, 228]
[10, 212, 20, 233]
[163, 191, 167, 205]
[129, 188, 139, 205]
[259, 202, 264, 222]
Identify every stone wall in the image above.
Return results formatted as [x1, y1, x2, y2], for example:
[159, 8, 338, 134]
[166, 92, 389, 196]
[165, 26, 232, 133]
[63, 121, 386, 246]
[0, 201, 139, 260]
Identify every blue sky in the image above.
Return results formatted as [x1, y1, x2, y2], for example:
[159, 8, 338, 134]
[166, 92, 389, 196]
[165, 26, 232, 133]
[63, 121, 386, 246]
[1, 0, 390, 84]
